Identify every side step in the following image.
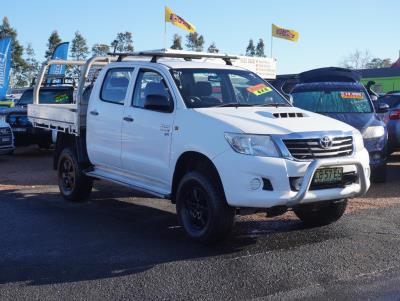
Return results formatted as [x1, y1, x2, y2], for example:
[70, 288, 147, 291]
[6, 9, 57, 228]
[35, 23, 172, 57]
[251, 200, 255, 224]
[85, 168, 170, 199]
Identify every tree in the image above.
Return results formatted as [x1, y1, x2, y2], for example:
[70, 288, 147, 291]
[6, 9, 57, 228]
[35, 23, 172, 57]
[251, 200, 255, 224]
[0, 17, 27, 87]
[111, 32, 134, 53]
[70, 31, 89, 61]
[185, 32, 205, 52]
[245, 39, 255, 56]
[207, 42, 219, 53]
[45, 30, 62, 59]
[23, 43, 40, 86]
[255, 39, 266, 57]
[340, 49, 372, 69]
[365, 58, 392, 69]
[92, 44, 110, 56]
[171, 34, 183, 50]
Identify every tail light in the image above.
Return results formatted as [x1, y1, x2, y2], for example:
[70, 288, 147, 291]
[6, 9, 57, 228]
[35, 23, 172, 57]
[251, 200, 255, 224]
[389, 109, 400, 120]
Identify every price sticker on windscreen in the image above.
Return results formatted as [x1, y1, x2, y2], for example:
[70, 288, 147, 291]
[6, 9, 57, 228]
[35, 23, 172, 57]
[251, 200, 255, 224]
[247, 84, 272, 96]
[340, 92, 363, 100]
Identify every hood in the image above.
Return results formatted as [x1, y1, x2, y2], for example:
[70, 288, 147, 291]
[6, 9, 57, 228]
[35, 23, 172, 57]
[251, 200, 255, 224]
[194, 106, 355, 135]
[322, 112, 383, 132]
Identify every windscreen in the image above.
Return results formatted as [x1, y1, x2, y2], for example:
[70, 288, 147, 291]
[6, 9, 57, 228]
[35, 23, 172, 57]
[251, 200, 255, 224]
[292, 90, 373, 113]
[17, 88, 73, 105]
[171, 68, 289, 108]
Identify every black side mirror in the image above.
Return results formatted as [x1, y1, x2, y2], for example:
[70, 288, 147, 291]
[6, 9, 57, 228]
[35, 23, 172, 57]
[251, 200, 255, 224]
[377, 102, 389, 113]
[144, 94, 173, 113]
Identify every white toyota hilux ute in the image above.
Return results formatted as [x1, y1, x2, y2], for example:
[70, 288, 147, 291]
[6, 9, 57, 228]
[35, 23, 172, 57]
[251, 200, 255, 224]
[28, 50, 370, 243]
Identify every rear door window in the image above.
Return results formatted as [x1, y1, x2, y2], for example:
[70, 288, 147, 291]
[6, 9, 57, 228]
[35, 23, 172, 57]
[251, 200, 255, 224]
[101, 68, 134, 104]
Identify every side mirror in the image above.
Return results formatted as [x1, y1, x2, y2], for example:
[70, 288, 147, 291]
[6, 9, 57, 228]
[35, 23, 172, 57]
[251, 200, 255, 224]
[377, 102, 389, 113]
[144, 94, 173, 113]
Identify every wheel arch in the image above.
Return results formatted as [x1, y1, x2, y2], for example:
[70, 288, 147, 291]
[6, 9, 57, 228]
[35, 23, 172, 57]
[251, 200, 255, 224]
[171, 151, 225, 203]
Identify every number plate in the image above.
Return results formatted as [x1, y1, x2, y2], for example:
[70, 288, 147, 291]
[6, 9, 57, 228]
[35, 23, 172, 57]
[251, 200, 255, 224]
[312, 168, 343, 185]
[1, 137, 10, 143]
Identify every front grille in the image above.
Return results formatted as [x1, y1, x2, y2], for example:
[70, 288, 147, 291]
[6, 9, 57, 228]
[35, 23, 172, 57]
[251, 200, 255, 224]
[0, 127, 12, 146]
[283, 136, 353, 160]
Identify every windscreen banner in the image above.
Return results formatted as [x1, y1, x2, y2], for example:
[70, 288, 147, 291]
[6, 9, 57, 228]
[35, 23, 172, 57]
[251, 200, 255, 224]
[48, 42, 69, 76]
[0, 37, 12, 100]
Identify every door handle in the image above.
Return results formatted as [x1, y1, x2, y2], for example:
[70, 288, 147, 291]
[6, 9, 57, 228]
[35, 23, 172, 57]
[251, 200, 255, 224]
[90, 110, 99, 116]
[123, 116, 134, 122]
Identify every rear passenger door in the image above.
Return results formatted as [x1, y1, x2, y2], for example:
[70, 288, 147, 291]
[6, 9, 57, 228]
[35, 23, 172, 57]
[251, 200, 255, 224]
[87, 67, 134, 170]
[121, 68, 175, 193]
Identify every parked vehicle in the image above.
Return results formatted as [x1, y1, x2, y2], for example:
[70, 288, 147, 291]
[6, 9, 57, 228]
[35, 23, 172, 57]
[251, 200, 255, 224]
[291, 67, 389, 183]
[28, 51, 370, 243]
[0, 98, 16, 109]
[0, 85, 74, 149]
[0, 120, 14, 155]
[378, 91, 400, 153]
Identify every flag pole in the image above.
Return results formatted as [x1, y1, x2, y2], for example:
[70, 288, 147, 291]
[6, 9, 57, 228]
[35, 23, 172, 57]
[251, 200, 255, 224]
[270, 26, 273, 58]
[164, 20, 167, 50]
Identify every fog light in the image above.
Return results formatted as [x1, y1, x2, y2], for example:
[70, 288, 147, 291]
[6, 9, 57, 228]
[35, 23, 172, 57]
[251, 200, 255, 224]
[249, 178, 262, 190]
[293, 177, 303, 191]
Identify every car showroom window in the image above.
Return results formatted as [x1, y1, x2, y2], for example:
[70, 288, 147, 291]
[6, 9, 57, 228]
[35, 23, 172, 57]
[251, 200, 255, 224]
[132, 70, 172, 109]
[100, 68, 134, 104]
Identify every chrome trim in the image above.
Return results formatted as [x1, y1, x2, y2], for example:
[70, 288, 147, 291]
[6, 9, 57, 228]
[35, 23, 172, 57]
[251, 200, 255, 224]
[286, 157, 369, 207]
[272, 130, 355, 162]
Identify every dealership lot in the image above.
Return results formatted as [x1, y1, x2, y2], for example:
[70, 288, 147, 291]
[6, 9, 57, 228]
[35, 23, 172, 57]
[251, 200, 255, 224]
[1, 147, 400, 300]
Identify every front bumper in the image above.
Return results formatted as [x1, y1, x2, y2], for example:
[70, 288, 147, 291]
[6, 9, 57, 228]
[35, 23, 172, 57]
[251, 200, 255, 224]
[213, 148, 370, 208]
[0, 145, 15, 155]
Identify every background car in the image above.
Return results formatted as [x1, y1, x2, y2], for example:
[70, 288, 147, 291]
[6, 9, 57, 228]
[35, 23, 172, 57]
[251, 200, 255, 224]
[378, 91, 400, 154]
[291, 67, 389, 183]
[0, 85, 74, 149]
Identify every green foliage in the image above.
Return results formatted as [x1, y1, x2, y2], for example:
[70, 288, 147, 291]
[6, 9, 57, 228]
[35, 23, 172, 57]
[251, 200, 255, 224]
[0, 17, 27, 87]
[246, 39, 255, 57]
[255, 39, 265, 57]
[207, 42, 219, 53]
[111, 32, 134, 53]
[171, 34, 183, 50]
[186, 32, 204, 52]
[23, 43, 40, 86]
[45, 30, 62, 59]
[92, 44, 110, 56]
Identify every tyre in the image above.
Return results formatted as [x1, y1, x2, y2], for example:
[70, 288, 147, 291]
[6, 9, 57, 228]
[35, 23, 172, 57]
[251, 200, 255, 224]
[176, 171, 235, 244]
[293, 199, 347, 226]
[58, 147, 93, 202]
[370, 164, 387, 183]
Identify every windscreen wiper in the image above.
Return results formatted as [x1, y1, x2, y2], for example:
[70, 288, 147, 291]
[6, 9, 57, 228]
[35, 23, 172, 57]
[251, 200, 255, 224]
[259, 103, 290, 107]
[216, 103, 255, 108]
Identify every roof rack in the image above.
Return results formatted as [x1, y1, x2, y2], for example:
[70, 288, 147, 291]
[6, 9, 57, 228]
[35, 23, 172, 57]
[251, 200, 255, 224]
[107, 49, 238, 65]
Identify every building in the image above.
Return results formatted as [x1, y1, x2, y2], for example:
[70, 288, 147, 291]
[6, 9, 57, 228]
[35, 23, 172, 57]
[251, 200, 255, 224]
[359, 66, 400, 94]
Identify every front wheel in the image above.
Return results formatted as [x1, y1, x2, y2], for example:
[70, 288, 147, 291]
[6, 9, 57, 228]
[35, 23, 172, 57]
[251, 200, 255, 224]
[293, 199, 347, 226]
[176, 171, 235, 244]
[58, 147, 93, 202]
[370, 164, 387, 183]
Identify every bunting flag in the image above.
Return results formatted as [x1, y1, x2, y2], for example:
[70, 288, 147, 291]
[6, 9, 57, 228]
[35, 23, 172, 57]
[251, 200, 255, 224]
[48, 42, 69, 76]
[165, 7, 196, 33]
[0, 37, 12, 100]
[272, 24, 299, 42]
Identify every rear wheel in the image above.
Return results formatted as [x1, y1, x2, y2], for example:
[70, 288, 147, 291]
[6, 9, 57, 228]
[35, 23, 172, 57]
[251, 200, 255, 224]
[293, 199, 347, 226]
[58, 147, 93, 202]
[176, 171, 235, 244]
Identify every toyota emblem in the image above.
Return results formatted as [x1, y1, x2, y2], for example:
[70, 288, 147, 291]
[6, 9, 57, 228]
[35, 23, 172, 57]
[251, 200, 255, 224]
[319, 136, 333, 149]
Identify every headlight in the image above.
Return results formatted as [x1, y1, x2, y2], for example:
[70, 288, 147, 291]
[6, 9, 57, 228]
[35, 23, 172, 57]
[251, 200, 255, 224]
[224, 133, 280, 157]
[0, 115, 5, 122]
[362, 126, 385, 139]
[353, 130, 364, 152]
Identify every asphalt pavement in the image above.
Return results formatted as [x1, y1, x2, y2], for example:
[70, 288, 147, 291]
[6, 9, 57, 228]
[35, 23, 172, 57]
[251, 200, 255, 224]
[1, 147, 400, 300]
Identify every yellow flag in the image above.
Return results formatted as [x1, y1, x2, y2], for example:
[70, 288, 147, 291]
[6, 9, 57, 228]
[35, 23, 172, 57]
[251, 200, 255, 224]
[165, 7, 196, 33]
[272, 24, 299, 42]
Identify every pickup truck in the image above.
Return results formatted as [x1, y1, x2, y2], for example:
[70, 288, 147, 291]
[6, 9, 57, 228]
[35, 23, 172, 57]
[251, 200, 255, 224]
[28, 50, 370, 243]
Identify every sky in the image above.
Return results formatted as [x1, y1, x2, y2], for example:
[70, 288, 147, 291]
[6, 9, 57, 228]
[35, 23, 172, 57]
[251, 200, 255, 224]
[2, 0, 400, 74]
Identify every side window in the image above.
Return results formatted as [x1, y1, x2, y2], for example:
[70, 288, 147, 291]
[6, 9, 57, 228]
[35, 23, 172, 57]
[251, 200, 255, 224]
[132, 70, 172, 108]
[101, 68, 134, 104]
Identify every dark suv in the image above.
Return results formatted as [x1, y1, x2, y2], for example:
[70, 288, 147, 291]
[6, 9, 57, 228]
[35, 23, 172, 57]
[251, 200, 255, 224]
[0, 86, 74, 149]
[291, 67, 389, 183]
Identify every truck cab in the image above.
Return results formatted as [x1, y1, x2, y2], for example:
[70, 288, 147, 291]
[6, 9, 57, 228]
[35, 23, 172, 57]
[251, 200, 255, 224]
[28, 50, 371, 243]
